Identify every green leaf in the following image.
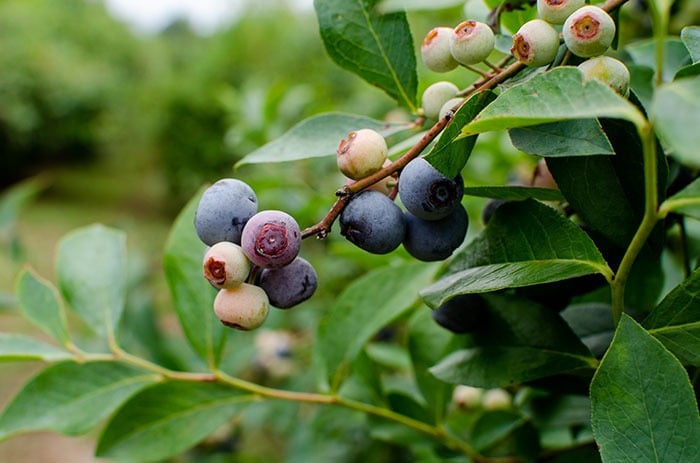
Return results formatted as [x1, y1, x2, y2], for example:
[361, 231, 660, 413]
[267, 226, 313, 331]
[463, 186, 564, 202]
[236, 112, 410, 167]
[430, 294, 595, 388]
[508, 119, 614, 157]
[560, 303, 615, 358]
[424, 91, 496, 178]
[644, 268, 700, 365]
[651, 78, 700, 169]
[546, 116, 667, 251]
[407, 308, 457, 422]
[591, 315, 700, 462]
[661, 177, 700, 219]
[16, 268, 71, 348]
[461, 67, 647, 136]
[314, 0, 417, 110]
[163, 189, 224, 367]
[97, 381, 251, 462]
[681, 26, 700, 63]
[56, 224, 127, 338]
[377, 0, 465, 12]
[432, 346, 594, 389]
[317, 262, 437, 391]
[0, 176, 46, 230]
[0, 334, 71, 362]
[626, 38, 692, 83]
[421, 199, 610, 308]
[0, 361, 159, 440]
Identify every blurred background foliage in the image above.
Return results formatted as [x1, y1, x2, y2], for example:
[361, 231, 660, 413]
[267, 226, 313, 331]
[0, 0, 698, 461]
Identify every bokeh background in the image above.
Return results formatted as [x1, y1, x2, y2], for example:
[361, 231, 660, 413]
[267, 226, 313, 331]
[0, 0, 696, 461]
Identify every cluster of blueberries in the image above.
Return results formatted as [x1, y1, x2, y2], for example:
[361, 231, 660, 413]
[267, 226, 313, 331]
[194, 0, 628, 332]
[336, 129, 468, 261]
[194, 179, 317, 330]
[419, 0, 629, 125]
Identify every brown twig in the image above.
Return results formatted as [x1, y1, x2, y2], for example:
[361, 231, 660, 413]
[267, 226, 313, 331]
[301, 0, 628, 241]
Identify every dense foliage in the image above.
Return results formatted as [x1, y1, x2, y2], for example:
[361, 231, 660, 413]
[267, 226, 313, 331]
[1, 0, 699, 462]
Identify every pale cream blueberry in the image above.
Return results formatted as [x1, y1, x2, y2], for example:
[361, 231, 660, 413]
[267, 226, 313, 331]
[422, 81, 460, 120]
[421, 27, 459, 72]
[537, 0, 585, 25]
[449, 20, 495, 66]
[512, 19, 561, 67]
[336, 129, 388, 181]
[578, 55, 630, 96]
[213, 283, 269, 330]
[202, 241, 250, 289]
[563, 5, 616, 58]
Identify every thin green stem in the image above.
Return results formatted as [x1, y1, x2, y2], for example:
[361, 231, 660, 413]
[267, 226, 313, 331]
[610, 123, 658, 325]
[73, 348, 483, 459]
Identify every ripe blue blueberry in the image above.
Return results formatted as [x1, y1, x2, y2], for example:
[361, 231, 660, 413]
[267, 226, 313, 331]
[339, 190, 406, 254]
[194, 178, 258, 246]
[258, 257, 318, 309]
[403, 204, 468, 261]
[241, 210, 301, 269]
[432, 294, 488, 334]
[398, 157, 464, 220]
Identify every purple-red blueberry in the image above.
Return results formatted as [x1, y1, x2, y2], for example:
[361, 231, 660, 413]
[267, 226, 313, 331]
[241, 210, 301, 269]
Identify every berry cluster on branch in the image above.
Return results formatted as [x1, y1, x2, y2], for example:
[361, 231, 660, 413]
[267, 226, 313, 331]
[195, 0, 631, 331]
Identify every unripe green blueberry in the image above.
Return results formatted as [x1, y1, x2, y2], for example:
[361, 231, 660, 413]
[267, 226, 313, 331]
[537, 0, 585, 25]
[422, 81, 460, 120]
[203, 241, 250, 289]
[511, 19, 560, 67]
[562, 5, 616, 58]
[449, 20, 495, 66]
[214, 283, 269, 331]
[337, 129, 388, 180]
[421, 27, 459, 72]
[578, 55, 630, 96]
[453, 385, 484, 410]
[482, 388, 512, 410]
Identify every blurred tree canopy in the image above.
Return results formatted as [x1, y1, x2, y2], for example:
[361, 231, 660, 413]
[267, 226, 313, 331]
[0, 0, 400, 210]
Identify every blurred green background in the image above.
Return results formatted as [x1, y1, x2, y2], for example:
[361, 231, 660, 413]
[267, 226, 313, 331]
[1, 0, 696, 461]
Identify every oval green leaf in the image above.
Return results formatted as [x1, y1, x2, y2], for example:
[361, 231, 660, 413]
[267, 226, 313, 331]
[651, 77, 700, 169]
[163, 189, 224, 367]
[317, 262, 438, 391]
[461, 67, 646, 136]
[16, 267, 71, 348]
[421, 199, 611, 308]
[644, 268, 700, 365]
[0, 361, 159, 440]
[0, 334, 71, 363]
[56, 224, 127, 338]
[97, 381, 252, 462]
[591, 315, 700, 462]
[236, 112, 410, 167]
[314, 0, 417, 110]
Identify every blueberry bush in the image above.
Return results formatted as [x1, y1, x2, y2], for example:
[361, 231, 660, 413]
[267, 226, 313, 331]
[2, 0, 700, 461]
